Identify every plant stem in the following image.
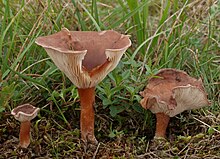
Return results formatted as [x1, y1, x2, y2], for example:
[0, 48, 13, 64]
[78, 87, 97, 144]
[155, 113, 170, 138]
[19, 121, 31, 148]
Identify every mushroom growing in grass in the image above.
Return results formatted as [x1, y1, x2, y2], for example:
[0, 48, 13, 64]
[35, 28, 131, 144]
[140, 68, 210, 138]
[11, 104, 40, 148]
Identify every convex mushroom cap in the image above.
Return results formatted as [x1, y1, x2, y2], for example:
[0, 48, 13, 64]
[35, 28, 131, 88]
[140, 68, 210, 117]
[11, 104, 40, 122]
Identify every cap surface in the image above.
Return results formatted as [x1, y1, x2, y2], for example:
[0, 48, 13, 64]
[35, 28, 131, 88]
[11, 104, 40, 122]
[140, 68, 210, 117]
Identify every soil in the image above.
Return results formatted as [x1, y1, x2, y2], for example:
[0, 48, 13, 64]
[1, 108, 220, 159]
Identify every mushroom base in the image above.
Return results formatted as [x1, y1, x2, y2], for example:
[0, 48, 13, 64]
[78, 87, 97, 144]
[19, 121, 31, 148]
[155, 113, 170, 138]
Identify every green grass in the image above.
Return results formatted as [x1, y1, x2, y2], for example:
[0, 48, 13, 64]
[0, 0, 219, 158]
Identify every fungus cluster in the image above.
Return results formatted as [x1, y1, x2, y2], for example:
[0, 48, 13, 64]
[140, 68, 210, 138]
[32, 28, 209, 145]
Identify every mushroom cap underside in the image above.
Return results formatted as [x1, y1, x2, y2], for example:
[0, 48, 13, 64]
[35, 29, 131, 71]
[11, 104, 40, 122]
[35, 29, 131, 88]
[140, 69, 210, 117]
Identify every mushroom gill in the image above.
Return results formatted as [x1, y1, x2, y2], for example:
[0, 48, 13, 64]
[140, 68, 210, 138]
[11, 104, 40, 148]
[35, 28, 131, 88]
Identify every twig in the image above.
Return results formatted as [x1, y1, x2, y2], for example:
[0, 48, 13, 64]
[192, 116, 220, 134]
[137, 151, 162, 159]
[92, 142, 100, 159]
[184, 147, 190, 159]
[145, 141, 150, 153]
[178, 142, 191, 155]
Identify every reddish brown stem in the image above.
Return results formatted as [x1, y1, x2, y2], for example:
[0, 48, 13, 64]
[155, 113, 170, 138]
[19, 121, 31, 148]
[78, 87, 97, 144]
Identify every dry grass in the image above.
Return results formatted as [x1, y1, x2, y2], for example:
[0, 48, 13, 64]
[1, 110, 220, 158]
[0, 0, 219, 158]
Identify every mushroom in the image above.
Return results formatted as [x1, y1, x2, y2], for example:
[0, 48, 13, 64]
[11, 104, 40, 148]
[140, 68, 210, 138]
[35, 28, 131, 144]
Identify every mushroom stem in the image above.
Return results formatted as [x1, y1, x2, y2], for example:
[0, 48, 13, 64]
[78, 87, 97, 144]
[19, 121, 31, 148]
[155, 113, 170, 138]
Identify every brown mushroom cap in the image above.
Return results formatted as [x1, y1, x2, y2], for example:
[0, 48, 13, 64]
[11, 104, 40, 122]
[35, 28, 131, 88]
[140, 68, 210, 117]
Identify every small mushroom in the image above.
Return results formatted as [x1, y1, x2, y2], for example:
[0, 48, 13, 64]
[35, 28, 131, 144]
[11, 104, 40, 148]
[140, 68, 210, 138]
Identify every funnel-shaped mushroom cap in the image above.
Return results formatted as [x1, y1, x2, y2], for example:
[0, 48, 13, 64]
[11, 104, 40, 122]
[140, 68, 210, 117]
[35, 28, 131, 88]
